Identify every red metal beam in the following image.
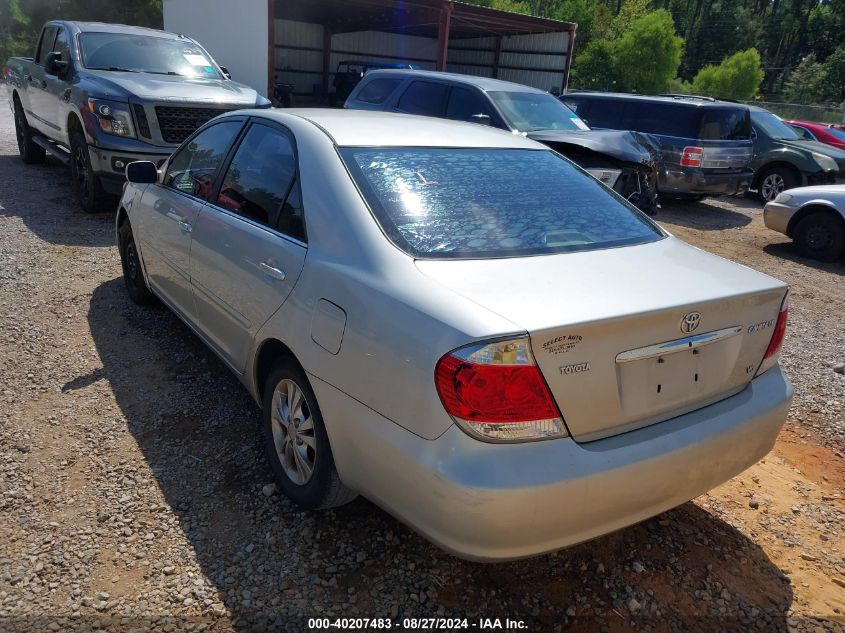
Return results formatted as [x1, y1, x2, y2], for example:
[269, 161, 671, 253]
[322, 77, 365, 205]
[436, 1, 453, 72]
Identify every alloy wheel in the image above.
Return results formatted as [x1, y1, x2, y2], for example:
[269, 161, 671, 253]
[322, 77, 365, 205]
[761, 173, 785, 201]
[270, 378, 316, 485]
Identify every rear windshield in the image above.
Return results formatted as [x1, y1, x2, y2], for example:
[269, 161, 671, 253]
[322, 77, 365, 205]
[79, 33, 222, 79]
[341, 148, 663, 259]
[634, 103, 750, 140]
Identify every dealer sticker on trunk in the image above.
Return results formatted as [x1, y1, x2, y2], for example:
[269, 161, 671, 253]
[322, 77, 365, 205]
[542, 334, 583, 356]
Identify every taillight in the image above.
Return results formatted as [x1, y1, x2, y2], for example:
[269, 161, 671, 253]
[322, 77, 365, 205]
[680, 146, 703, 167]
[434, 337, 567, 442]
[756, 294, 788, 376]
[2, 67, 8, 80]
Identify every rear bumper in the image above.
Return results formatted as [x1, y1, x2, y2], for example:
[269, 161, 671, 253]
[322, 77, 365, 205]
[314, 366, 792, 561]
[763, 201, 796, 236]
[660, 169, 753, 196]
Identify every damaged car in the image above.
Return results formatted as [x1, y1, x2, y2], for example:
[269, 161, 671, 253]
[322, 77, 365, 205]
[344, 70, 660, 214]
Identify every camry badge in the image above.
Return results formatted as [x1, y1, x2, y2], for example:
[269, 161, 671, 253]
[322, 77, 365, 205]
[680, 311, 702, 334]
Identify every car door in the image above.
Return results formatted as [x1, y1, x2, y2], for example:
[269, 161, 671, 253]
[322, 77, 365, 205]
[40, 25, 71, 138]
[189, 119, 307, 372]
[27, 25, 57, 132]
[137, 119, 243, 319]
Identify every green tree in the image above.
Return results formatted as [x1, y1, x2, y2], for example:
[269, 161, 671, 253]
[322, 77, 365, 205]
[614, 10, 683, 93]
[571, 38, 619, 90]
[691, 48, 764, 100]
[783, 54, 829, 104]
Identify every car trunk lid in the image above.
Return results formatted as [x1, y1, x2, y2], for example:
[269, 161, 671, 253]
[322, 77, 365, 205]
[417, 237, 787, 442]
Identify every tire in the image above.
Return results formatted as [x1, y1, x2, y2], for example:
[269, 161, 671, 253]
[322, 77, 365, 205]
[13, 99, 45, 165]
[793, 212, 845, 262]
[70, 131, 109, 213]
[118, 221, 156, 305]
[757, 166, 798, 203]
[262, 361, 357, 510]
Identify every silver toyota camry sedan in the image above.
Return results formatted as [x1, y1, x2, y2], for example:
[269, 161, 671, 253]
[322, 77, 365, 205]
[116, 109, 793, 561]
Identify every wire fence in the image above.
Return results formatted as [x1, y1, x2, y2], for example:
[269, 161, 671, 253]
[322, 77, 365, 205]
[745, 100, 845, 124]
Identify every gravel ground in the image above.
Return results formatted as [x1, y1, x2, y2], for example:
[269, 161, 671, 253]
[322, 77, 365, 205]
[0, 103, 844, 632]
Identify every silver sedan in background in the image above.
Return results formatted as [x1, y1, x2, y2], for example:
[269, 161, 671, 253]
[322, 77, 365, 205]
[116, 109, 792, 561]
[764, 185, 845, 261]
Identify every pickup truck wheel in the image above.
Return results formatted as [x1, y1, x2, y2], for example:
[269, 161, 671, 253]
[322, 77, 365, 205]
[70, 132, 108, 213]
[757, 167, 798, 203]
[118, 222, 155, 305]
[793, 212, 845, 262]
[13, 101, 46, 165]
[262, 362, 357, 510]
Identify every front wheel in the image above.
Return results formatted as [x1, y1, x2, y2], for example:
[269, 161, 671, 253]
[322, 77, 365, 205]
[793, 212, 845, 262]
[70, 131, 109, 213]
[757, 167, 798, 203]
[262, 361, 357, 509]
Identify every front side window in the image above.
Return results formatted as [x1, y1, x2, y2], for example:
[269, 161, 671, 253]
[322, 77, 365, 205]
[396, 81, 449, 117]
[342, 147, 663, 259]
[216, 123, 304, 240]
[826, 127, 845, 142]
[52, 28, 70, 61]
[488, 91, 589, 133]
[164, 121, 241, 198]
[751, 111, 800, 141]
[80, 32, 222, 78]
[36, 27, 57, 64]
[578, 98, 628, 129]
[446, 87, 495, 124]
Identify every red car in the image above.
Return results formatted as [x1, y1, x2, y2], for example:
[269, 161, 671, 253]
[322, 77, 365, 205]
[787, 120, 845, 150]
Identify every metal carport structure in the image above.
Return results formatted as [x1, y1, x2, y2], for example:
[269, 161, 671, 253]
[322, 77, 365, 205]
[273, 0, 576, 103]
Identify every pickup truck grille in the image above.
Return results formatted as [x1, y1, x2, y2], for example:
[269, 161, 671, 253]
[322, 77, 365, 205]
[132, 104, 151, 139]
[154, 106, 235, 144]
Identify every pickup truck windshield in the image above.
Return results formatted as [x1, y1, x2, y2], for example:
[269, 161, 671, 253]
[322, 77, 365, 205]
[488, 92, 590, 133]
[79, 33, 222, 79]
[341, 147, 663, 259]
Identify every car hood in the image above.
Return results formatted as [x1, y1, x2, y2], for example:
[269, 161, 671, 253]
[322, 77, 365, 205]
[527, 128, 654, 165]
[84, 71, 260, 105]
[783, 183, 845, 199]
[778, 139, 845, 161]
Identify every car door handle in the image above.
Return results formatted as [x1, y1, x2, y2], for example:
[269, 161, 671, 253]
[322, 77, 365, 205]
[259, 262, 286, 281]
[179, 221, 192, 233]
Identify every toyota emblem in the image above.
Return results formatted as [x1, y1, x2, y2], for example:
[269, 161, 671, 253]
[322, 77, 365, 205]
[680, 311, 702, 333]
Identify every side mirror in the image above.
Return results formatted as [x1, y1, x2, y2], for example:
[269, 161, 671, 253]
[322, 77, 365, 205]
[45, 51, 68, 77]
[549, 87, 562, 97]
[471, 113, 492, 126]
[125, 161, 158, 184]
[219, 66, 231, 79]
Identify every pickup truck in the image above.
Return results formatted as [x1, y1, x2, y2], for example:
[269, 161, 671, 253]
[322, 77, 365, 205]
[5, 21, 270, 212]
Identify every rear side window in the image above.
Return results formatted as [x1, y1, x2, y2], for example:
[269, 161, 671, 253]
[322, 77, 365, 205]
[216, 123, 305, 241]
[396, 81, 449, 117]
[164, 121, 241, 198]
[355, 78, 402, 104]
[341, 147, 663, 259]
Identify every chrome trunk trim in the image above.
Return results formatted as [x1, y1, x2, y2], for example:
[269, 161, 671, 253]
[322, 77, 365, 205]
[615, 326, 744, 363]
